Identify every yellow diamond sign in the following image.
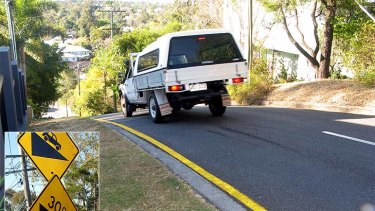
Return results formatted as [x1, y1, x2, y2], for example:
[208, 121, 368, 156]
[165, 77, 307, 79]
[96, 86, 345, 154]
[18, 132, 79, 181]
[30, 175, 77, 211]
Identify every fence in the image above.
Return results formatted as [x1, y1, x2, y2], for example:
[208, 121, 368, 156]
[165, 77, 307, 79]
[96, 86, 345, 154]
[0, 46, 27, 210]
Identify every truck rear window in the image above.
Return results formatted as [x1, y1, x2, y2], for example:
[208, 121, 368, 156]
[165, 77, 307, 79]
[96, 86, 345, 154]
[168, 33, 243, 69]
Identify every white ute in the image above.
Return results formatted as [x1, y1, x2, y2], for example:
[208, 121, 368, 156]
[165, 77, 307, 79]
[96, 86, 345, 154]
[119, 29, 248, 123]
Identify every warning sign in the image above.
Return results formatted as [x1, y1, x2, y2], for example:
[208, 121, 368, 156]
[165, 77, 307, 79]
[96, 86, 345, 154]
[29, 175, 77, 211]
[18, 132, 79, 181]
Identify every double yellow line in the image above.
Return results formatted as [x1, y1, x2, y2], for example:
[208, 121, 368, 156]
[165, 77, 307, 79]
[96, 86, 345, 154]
[96, 118, 266, 211]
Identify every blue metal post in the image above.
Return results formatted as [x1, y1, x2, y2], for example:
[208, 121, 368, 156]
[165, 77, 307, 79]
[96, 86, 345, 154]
[18, 70, 27, 113]
[11, 62, 23, 125]
[0, 75, 5, 211]
[0, 47, 18, 131]
[19, 72, 26, 113]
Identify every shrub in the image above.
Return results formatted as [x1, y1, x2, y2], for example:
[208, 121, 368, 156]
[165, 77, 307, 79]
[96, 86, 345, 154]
[358, 71, 375, 87]
[228, 58, 273, 105]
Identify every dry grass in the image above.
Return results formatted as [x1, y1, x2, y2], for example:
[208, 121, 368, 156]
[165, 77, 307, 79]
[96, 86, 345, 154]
[264, 80, 375, 107]
[28, 118, 216, 211]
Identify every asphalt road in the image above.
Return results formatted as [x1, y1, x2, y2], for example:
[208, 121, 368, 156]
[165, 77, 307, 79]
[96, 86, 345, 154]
[106, 106, 375, 210]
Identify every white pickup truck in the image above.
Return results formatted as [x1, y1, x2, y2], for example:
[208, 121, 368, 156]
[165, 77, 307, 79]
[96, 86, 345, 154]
[119, 29, 248, 123]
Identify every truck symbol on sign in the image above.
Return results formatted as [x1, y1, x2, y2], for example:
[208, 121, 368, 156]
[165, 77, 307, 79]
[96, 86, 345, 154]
[42, 132, 61, 151]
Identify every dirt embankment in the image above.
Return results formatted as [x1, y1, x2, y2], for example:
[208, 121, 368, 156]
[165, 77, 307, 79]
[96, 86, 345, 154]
[261, 80, 375, 115]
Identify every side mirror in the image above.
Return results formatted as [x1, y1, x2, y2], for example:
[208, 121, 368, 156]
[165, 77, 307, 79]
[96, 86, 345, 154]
[118, 72, 125, 78]
[124, 60, 130, 66]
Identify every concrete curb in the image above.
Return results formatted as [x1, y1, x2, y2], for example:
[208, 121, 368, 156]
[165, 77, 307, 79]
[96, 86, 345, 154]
[258, 101, 375, 116]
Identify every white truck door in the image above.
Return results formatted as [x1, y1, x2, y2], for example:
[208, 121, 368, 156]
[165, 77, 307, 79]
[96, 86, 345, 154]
[124, 68, 138, 102]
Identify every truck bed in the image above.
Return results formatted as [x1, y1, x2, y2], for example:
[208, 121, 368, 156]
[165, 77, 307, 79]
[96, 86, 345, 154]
[134, 61, 247, 91]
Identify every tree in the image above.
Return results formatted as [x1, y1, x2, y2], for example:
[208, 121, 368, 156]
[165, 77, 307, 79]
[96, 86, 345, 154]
[26, 41, 67, 117]
[76, 0, 98, 38]
[333, 0, 375, 85]
[162, 0, 223, 29]
[64, 132, 99, 211]
[10, 0, 60, 73]
[5, 188, 36, 211]
[0, 0, 70, 117]
[260, 0, 346, 79]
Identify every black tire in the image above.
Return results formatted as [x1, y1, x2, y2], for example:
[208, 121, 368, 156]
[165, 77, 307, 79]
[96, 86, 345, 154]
[120, 94, 133, 117]
[148, 93, 163, 123]
[209, 97, 226, 116]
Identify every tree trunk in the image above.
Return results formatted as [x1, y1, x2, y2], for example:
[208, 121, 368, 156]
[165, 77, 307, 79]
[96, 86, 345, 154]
[280, 5, 320, 77]
[318, 5, 335, 79]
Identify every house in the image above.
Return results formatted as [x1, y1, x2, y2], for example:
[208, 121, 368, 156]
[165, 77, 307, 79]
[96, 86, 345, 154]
[60, 45, 91, 62]
[223, 0, 318, 81]
[44, 37, 91, 62]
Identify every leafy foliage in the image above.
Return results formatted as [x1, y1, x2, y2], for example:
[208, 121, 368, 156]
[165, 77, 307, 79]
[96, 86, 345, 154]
[334, 3, 375, 86]
[5, 189, 37, 211]
[26, 41, 67, 117]
[64, 132, 99, 211]
[0, 0, 70, 117]
[259, 0, 339, 78]
[70, 24, 181, 116]
[228, 57, 273, 104]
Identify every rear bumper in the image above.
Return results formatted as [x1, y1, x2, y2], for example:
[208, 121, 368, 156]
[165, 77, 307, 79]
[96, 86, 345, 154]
[166, 82, 228, 106]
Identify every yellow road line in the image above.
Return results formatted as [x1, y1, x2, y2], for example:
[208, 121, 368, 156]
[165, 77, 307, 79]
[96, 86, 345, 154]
[95, 118, 267, 211]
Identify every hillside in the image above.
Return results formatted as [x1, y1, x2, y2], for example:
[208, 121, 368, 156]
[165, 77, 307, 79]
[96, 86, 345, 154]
[260, 80, 375, 115]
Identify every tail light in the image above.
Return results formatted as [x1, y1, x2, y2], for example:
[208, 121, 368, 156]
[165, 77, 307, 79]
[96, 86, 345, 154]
[197, 36, 206, 41]
[232, 77, 244, 84]
[168, 85, 185, 92]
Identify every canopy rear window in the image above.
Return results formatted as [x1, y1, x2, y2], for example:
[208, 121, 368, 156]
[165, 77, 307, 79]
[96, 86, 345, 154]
[168, 33, 243, 69]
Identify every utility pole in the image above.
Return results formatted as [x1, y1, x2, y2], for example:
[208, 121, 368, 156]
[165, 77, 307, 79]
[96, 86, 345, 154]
[246, 0, 253, 83]
[104, 71, 107, 102]
[77, 63, 81, 116]
[98, 8, 127, 40]
[248, 0, 253, 71]
[19, 148, 32, 208]
[77, 63, 81, 96]
[5, 154, 36, 209]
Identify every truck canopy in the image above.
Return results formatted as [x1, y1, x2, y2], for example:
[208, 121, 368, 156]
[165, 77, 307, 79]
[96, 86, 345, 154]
[133, 29, 245, 76]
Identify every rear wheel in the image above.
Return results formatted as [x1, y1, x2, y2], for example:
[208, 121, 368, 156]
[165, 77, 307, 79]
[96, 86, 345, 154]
[148, 93, 163, 123]
[120, 94, 133, 117]
[209, 97, 226, 116]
